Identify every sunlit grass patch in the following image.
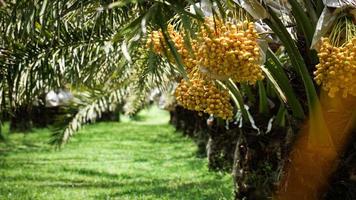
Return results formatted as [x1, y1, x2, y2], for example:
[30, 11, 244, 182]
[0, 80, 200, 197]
[0, 107, 233, 199]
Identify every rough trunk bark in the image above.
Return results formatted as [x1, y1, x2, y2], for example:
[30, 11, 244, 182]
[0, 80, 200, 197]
[98, 108, 121, 122]
[0, 119, 4, 142]
[207, 123, 240, 171]
[170, 105, 239, 170]
[325, 131, 356, 199]
[10, 105, 33, 132]
[31, 106, 61, 127]
[231, 124, 297, 199]
[169, 106, 209, 157]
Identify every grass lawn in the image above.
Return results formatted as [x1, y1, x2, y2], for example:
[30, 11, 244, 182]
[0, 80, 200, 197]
[0, 107, 233, 200]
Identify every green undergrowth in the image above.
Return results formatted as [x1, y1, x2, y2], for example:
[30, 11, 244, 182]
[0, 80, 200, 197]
[0, 106, 233, 199]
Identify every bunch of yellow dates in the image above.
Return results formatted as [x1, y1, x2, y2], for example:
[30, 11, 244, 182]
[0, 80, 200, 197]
[174, 72, 233, 120]
[314, 37, 356, 98]
[147, 17, 264, 120]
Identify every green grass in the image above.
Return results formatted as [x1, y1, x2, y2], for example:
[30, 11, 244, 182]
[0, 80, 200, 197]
[0, 107, 233, 200]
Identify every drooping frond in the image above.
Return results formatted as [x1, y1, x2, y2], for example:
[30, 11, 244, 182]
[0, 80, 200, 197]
[50, 88, 127, 146]
[50, 45, 176, 145]
[0, 0, 143, 109]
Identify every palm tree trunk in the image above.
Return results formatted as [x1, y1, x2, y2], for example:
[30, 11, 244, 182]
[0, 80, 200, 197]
[10, 105, 32, 132]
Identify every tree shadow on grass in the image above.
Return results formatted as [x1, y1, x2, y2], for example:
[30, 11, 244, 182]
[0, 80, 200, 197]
[37, 174, 231, 199]
[129, 114, 150, 122]
[65, 168, 232, 199]
[5, 167, 232, 199]
[0, 157, 232, 199]
[0, 141, 51, 157]
[62, 167, 123, 179]
[0, 119, 232, 199]
[97, 179, 232, 199]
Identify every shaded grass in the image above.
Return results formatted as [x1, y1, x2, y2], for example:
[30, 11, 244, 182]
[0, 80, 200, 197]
[0, 107, 233, 199]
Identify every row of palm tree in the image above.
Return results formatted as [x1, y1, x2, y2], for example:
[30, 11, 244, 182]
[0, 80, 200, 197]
[1, 0, 355, 199]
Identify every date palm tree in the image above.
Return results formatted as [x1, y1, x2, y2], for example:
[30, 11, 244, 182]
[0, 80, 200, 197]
[1, 0, 355, 199]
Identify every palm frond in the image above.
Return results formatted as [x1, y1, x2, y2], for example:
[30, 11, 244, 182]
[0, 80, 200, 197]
[50, 88, 126, 146]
